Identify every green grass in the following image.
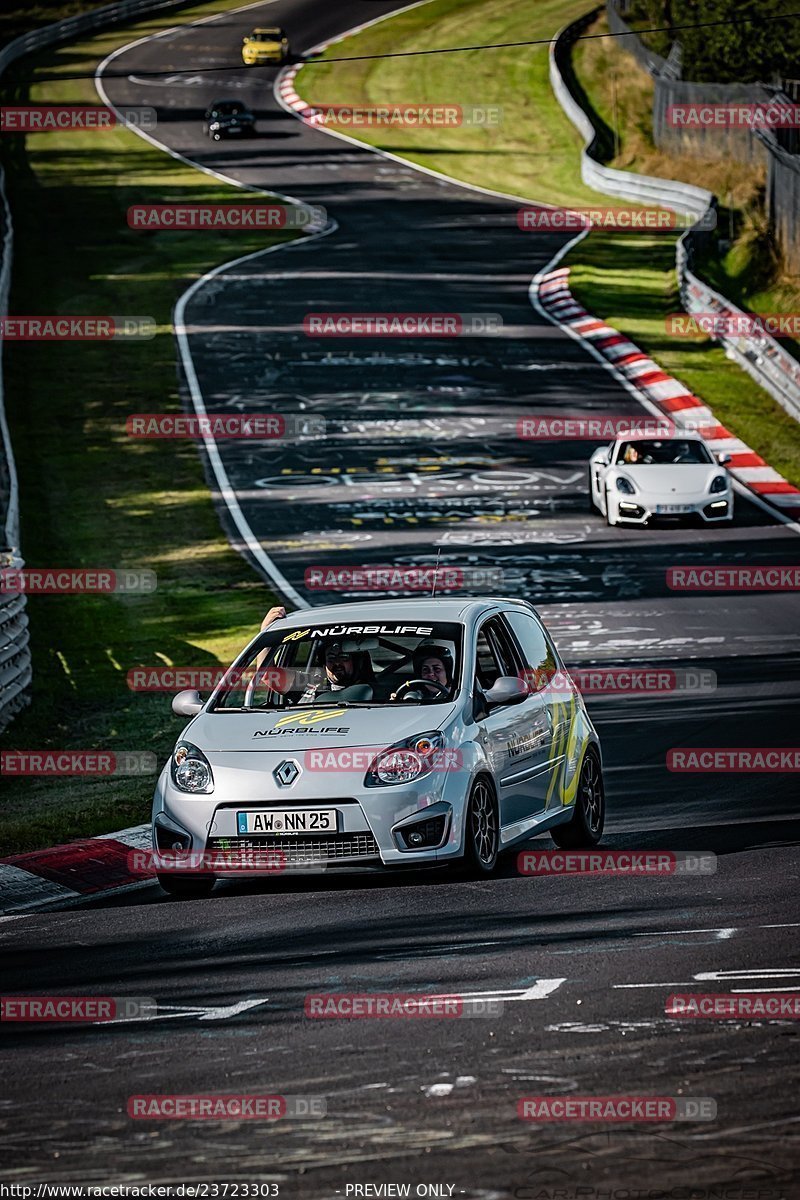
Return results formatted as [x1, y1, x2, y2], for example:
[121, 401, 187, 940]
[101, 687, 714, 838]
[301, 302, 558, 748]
[297, 0, 800, 488]
[567, 236, 800, 485]
[0, 0, 120, 47]
[296, 0, 614, 207]
[0, 1, 292, 853]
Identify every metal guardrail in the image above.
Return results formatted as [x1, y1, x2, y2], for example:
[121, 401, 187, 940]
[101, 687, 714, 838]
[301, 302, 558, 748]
[550, 12, 800, 425]
[0, 0, 196, 733]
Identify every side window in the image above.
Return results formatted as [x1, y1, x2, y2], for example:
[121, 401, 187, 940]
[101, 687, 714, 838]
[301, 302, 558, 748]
[474, 619, 521, 691]
[504, 611, 557, 694]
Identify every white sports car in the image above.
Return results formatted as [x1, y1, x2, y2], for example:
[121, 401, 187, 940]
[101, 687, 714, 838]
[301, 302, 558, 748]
[589, 433, 732, 526]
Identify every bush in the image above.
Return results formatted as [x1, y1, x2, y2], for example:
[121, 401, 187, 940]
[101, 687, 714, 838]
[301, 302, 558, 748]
[621, 0, 800, 82]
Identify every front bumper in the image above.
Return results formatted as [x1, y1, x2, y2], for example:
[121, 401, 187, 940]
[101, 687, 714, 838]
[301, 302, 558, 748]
[613, 494, 732, 524]
[242, 50, 284, 63]
[152, 759, 467, 875]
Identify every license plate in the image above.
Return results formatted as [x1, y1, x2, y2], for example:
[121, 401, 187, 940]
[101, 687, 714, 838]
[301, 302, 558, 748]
[655, 504, 690, 514]
[236, 809, 338, 835]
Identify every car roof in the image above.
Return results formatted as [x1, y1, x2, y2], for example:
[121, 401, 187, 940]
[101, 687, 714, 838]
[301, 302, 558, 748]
[272, 598, 537, 628]
[252, 27, 282, 34]
[613, 429, 706, 444]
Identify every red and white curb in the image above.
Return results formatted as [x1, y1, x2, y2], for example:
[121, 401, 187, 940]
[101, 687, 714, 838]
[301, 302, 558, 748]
[0, 824, 151, 912]
[536, 266, 800, 522]
[277, 65, 319, 122]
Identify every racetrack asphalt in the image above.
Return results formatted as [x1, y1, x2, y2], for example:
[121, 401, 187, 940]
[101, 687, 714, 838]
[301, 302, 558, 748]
[1, 1, 799, 1194]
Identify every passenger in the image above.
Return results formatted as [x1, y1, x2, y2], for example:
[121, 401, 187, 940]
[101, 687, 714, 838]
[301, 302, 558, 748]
[256, 609, 374, 703]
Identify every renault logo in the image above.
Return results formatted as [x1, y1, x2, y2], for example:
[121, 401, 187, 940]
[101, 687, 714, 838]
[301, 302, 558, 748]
[273, 759, 300, 787]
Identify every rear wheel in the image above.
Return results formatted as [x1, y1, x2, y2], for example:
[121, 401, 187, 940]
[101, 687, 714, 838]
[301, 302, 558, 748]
[551, 751, 604, 849]
[462, 777, 499, 876]
[157, 873, 216, 898]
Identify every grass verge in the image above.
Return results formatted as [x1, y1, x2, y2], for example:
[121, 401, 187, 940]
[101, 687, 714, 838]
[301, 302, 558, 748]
[0, 0, 291, 853]
[296, 0, 800, 488]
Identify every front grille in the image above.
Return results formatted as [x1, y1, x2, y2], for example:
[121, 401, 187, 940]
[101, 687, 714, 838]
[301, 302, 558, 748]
[208, 833, 381, 866]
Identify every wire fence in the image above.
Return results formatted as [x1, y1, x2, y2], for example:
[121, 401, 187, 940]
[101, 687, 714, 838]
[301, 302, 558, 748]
[0, 0, 195, 733]
[607, 0, 800, 274]
[550, 12, 800, 426]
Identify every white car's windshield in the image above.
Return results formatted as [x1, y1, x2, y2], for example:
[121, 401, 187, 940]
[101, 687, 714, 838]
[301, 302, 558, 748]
[212, 622, 464, 711]
[617, 439, 713, 465]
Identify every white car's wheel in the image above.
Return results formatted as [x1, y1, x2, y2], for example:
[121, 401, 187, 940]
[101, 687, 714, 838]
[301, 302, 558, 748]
[588, 468, 599, 512]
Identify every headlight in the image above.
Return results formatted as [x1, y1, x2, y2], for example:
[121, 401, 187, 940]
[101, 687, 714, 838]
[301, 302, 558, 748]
[709, 474, 728, 493]
[209, 122, 220, 130]
[171, 741, 214, 794]
[615, 476, 636, 495]
[365, 731, 447, 787]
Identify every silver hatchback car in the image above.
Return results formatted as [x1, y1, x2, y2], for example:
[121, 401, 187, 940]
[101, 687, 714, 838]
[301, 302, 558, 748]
[152, 599, 604, 895]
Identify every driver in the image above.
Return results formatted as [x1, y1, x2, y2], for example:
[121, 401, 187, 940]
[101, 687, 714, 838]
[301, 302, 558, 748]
[414, 646, 453, 696]
[390, 644, 454, 700]
[623, 444, 641, 464]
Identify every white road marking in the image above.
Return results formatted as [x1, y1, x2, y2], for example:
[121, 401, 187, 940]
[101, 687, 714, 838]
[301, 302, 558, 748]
[430, 980, 566, 1002]
[631, 927, 740, 940]
[695, 968, 800, 980]
[105, 998, 270, 1024]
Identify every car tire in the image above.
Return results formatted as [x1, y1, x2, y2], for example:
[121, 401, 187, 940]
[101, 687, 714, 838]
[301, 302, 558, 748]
[588, 468, 599, 512]
[157, 873, 216, 898]
[551, 750, 605, 849]
[461, 777, 499, 877]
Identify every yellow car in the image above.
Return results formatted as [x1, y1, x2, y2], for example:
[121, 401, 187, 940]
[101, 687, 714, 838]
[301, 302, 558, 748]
[241, 27, 290, 65]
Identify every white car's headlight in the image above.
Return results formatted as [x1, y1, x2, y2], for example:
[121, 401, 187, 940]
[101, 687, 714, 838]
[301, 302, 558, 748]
[615, 476, 636, 495]
[365, 731, 446, 787]
[171, 741, 214, 794]
[709, 474, 728, 493]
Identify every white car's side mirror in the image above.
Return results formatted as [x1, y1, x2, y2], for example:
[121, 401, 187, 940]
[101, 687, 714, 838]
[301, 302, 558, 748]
[716, 452, 731, 466]
[172, 689, 203, 717]
[485, 676, 528, 708]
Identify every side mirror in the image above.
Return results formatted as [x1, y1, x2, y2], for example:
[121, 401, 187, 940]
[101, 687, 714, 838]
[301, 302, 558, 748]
[242, 35, 250, 43]
[172, 689, 203, 717]
[484, 676, 528, 709]
[716, 452, 731, 466]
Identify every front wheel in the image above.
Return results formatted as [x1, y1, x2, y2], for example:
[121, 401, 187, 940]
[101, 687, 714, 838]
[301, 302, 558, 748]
[588, 468, 599, 513]
[157, 873, 216, 898]
[551, 751, 605, 849]
[461, 777, 499, 877]
[604, 487, 617, 526]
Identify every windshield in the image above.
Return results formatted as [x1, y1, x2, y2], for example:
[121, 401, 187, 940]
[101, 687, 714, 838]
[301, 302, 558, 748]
[211, 621, 464, 711]
[617, 439, 712, 465]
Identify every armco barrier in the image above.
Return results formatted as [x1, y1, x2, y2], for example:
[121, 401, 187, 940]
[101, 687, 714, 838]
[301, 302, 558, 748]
[0, 0, 196, 733]
[0, 557, 31, 733]
[551, 11, 800, 425]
